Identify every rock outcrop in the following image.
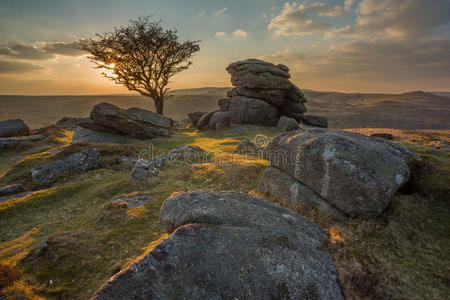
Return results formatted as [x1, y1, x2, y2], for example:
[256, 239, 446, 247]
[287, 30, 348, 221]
[31, 148, 101, 186]
[93, 191, 343, 299]
[259, 129, 416, 218]
[89, 103, 170, 139]
[66, 103, 171, 143]
[189, 59, 328, 130]
[0, 119, 31, 138]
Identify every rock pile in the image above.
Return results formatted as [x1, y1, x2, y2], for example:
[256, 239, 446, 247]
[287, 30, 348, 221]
[191, 59, 328, 130]
[258, 129, 421, 218]
[93, 191, 343, 299]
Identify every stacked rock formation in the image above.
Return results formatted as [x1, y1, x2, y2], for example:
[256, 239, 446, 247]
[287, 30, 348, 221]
[193, 59, 327, 130]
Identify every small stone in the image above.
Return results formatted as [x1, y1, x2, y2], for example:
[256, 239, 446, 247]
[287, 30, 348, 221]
[277, 116, 299, 132]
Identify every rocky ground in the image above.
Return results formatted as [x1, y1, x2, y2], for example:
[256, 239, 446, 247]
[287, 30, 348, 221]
[0, 119, 448, 299]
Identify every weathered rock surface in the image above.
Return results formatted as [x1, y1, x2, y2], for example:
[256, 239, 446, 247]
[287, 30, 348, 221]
[263, 129, 414, 217]
[187, 111, 207, 127]
[258, 167, 345, 220]
[208, 111, 230, 131]
[72, 127, 131, 144]
[0, 119, 31, 138]
[93, 191, 343, 299]
[130, 160, 159, 183]
[217, 98, 231, 111]
[194, 59, 324, 130]
[277, 116, 299, 132]
[196, 110, 217, 130]
[227, 87, 287, 106]
[31, 148, 101, 186]
[229, 96, 278, 126]
[89, 103, 170, 139]
[0, 134, 45, 152]
[0, 184, 24, 197]
[55, 117, 86, 128]
[294, 114, 328, 128]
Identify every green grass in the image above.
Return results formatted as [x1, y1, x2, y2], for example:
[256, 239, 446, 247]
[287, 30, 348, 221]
[0, 126, 276, 299]
[1, 126, 448, 299]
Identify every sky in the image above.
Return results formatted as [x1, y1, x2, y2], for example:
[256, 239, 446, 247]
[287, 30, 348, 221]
[0, 0, 449, 95]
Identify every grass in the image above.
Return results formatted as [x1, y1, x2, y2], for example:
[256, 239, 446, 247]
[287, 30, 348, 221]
[0, 126, 277, 299]
[0, 125, 449, 299]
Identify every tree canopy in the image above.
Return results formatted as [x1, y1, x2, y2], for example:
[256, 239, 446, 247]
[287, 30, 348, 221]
[83, 16, 200, 114]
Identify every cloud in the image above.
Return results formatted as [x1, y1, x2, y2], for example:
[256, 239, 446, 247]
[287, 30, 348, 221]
[232, 29, 248, 38]
[0, 59, 44, 73]
[329, 0, 450, 40]
[215, 32, 228, 39]
[214, 8, 228, 16]
[268, 2, 352, 36]
[0, 40, 86, 61]
[215, 29, 248, 40]
[260, 38, 450, 82]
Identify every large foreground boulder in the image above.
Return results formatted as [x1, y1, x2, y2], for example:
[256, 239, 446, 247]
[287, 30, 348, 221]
[0, 119, 31, 138]
[88, 103, 170, 139]
[93, 191, 343, 299]
[261, 129, 414, 217]
[31, 148, 101, 186]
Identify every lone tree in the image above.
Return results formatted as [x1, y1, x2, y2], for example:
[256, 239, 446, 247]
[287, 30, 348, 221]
[83, 17, 200, 115]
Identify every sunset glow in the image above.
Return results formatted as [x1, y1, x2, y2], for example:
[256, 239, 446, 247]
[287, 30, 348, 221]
[0, 0, 449, 95]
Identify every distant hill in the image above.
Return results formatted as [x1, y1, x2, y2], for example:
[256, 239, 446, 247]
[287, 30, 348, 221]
[0, 87, 449, 129]
[431, 91, 450, 98]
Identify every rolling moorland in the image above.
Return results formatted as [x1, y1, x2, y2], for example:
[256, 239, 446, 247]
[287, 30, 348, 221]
[0, 88, 449, 299]
[1, 88, 449, 130]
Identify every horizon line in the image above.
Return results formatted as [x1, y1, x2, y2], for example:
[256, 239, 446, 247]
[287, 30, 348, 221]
[0, 87, 448, 97]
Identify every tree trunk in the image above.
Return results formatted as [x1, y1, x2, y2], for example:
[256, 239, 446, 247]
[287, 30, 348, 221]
[154, 99, 164, 115]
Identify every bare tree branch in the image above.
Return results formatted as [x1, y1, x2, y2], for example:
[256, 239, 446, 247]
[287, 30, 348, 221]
[82, 16, 200, 115]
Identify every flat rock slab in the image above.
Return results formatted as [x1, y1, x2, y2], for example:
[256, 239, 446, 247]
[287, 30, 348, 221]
[93, 191, 343, 299]
[263, 129, 413, 217]
[72, 127, 131, 144]
[0, 184, 24, 197]
[31, 148, 101, 186]
[0, 119, 31, 138]
[0, 134, 45, 152]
